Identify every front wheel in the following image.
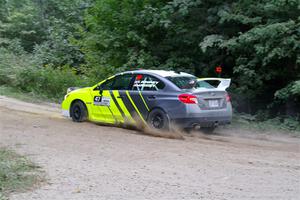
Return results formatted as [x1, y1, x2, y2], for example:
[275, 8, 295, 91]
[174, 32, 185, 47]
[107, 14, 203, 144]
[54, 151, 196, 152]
[147, 109, 169, 131]
[70, 101, 87, 122]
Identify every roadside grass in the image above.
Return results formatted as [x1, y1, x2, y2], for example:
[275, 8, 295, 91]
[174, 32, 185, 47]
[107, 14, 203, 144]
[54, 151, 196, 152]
[0, 148, 44, 199]
[229, 113, 300, 135]
[0, 85, 59, 103]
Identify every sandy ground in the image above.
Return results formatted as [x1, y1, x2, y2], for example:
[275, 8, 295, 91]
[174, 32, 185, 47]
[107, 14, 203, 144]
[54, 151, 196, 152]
[0, 96, 299, 200]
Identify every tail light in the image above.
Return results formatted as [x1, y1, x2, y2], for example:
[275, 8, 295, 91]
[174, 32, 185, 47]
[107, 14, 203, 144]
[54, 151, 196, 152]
[225, 93, 231, 102]
[178, 94, 198, 104]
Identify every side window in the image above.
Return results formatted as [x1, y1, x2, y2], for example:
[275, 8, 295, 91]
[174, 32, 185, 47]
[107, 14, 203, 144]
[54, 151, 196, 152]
[111, 74, 133, 90]
[132, 74, 165, 91]
[99, 78, 115, 90]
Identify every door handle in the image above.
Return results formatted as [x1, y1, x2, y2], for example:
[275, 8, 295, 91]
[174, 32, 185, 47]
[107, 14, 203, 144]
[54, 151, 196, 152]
[147, 95, 156, 99]
[117, 95, 124, 99]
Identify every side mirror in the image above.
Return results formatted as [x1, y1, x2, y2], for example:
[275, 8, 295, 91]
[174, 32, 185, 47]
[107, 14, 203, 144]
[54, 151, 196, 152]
[98, 85, 103, 95]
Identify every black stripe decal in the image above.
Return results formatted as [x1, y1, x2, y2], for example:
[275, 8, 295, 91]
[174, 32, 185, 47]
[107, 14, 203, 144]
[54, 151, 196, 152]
[110, 90, 126, 118]
[120, 91, 138, 119]
[130, 92, 148, 120]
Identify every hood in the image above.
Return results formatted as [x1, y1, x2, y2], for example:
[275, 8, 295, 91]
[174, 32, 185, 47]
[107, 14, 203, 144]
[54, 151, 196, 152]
[67, 87, 91, 94]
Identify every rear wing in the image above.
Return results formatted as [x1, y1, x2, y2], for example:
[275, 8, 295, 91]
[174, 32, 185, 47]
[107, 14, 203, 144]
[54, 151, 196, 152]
[197, 78, 231, 90]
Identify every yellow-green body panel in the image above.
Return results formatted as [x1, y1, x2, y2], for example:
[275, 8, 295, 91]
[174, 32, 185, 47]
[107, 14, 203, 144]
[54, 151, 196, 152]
[112, 90, 135, 124]
[62, 86, 115, 124]
[61, 75, 138, 126]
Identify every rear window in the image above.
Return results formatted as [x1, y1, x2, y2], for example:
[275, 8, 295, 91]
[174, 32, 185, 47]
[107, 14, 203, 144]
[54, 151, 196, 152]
[166, 76, 197, 89]
[195, 80, 215, 89]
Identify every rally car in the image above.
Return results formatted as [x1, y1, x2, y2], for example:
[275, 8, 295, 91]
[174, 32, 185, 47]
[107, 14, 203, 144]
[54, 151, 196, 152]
[62, 70, 232, 132]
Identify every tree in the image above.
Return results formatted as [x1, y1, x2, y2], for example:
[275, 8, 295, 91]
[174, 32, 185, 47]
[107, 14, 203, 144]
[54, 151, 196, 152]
[0, 0, 298, 117]
[201, 0, 300, 114]
[0, 0, 47, 51]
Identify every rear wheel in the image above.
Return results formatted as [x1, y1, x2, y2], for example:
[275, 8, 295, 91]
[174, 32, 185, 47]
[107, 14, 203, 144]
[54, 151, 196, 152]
[183, 128, 193, 133]
[147, 109, 169, 131]
[200, 127, 215, 134]
[70, 101, 87, 122]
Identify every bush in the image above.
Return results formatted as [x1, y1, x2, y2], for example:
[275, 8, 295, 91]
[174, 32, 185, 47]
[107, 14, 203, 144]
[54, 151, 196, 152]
[0, 47, 32, 86]
[233, 113, 300, 132]
[0, 46, 89, 101]
[16, 66, 89, 100]
[282, 117, 300, 131]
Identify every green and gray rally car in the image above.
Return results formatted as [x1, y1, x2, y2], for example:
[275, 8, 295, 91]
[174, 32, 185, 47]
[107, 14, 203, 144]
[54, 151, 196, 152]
[62, 70, 232, 132]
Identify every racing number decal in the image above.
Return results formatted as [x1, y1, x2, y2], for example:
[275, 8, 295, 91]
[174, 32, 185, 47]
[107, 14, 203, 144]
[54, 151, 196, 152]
[94, 96, 110, 106]
[94, 96, 101, 103]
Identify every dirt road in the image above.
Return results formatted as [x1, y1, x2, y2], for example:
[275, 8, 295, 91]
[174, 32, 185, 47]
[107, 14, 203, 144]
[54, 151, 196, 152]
[0, 96, 299, 200]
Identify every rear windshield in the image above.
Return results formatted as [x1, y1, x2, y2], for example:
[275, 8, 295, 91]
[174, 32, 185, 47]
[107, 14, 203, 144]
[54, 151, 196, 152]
[166, 76, 197, 89]
[195, 80, 215, 89]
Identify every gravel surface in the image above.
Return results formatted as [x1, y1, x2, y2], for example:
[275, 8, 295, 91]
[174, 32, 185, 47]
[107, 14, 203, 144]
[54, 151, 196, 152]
[0, 96, 299, 200]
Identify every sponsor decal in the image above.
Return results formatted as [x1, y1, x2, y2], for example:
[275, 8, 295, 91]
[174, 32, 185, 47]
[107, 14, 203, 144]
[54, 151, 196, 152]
[133, 80, 159, 90]
[94, 96, 110, 106]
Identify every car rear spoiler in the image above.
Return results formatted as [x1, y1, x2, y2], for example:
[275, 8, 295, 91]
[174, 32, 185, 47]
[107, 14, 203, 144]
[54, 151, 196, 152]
[197, 78, 231, 90]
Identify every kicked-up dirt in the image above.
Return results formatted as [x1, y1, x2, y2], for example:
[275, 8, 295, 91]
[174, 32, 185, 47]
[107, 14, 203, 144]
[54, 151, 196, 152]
[0, 96, 299, 200]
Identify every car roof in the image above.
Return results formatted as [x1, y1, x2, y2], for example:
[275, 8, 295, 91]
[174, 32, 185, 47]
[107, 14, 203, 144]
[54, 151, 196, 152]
[121, 69, 195, 78]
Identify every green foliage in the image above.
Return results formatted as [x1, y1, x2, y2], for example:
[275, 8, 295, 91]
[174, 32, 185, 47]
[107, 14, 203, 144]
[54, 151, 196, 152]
[275, 80, 300, 100]
[0, 44, 32, 86]
[77, 0, 156, 79]
[207, 0, 300, 112]
[0, 0, 91, 101]
[16, 65, 89, 99]
[282, 117, 300, 131]
[232, 113, 300, 132]
[0, 45, 88, 101]
[0, 85, 49, 104]
[0, 0, 299, 118]
[0, 0, 88, 66]
[31, 0, 89, 67]
[0, 0, 46, 51]
[33, 36, 83, 69]
[78, 0, 299, 116]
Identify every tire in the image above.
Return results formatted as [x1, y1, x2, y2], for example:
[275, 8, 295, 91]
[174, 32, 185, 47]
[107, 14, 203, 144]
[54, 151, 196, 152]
[70, 101, 87, 122]
[147, 108, 169, 131]
[183, 128, 193, 134]
[200, 127, 215, 134]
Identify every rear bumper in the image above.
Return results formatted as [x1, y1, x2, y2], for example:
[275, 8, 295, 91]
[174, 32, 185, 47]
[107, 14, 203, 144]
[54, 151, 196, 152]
[172, 116, 232, 128]
[168, 103, 232, 128]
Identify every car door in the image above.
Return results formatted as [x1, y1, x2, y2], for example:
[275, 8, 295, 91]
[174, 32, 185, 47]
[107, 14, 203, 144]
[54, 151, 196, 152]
[91, 74, 136, 125]
[109, 74, 135, 124]
[126, 74, 165, 123]
[90, 77, 115, 124]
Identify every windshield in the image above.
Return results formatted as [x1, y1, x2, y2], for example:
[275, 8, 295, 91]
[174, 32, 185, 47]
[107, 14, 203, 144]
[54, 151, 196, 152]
[167, 76, 197, 89]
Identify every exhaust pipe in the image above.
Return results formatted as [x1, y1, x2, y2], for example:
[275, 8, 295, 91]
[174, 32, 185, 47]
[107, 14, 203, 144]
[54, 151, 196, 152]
[193, 123, 201, 130]
[214, 121, 219, 127]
